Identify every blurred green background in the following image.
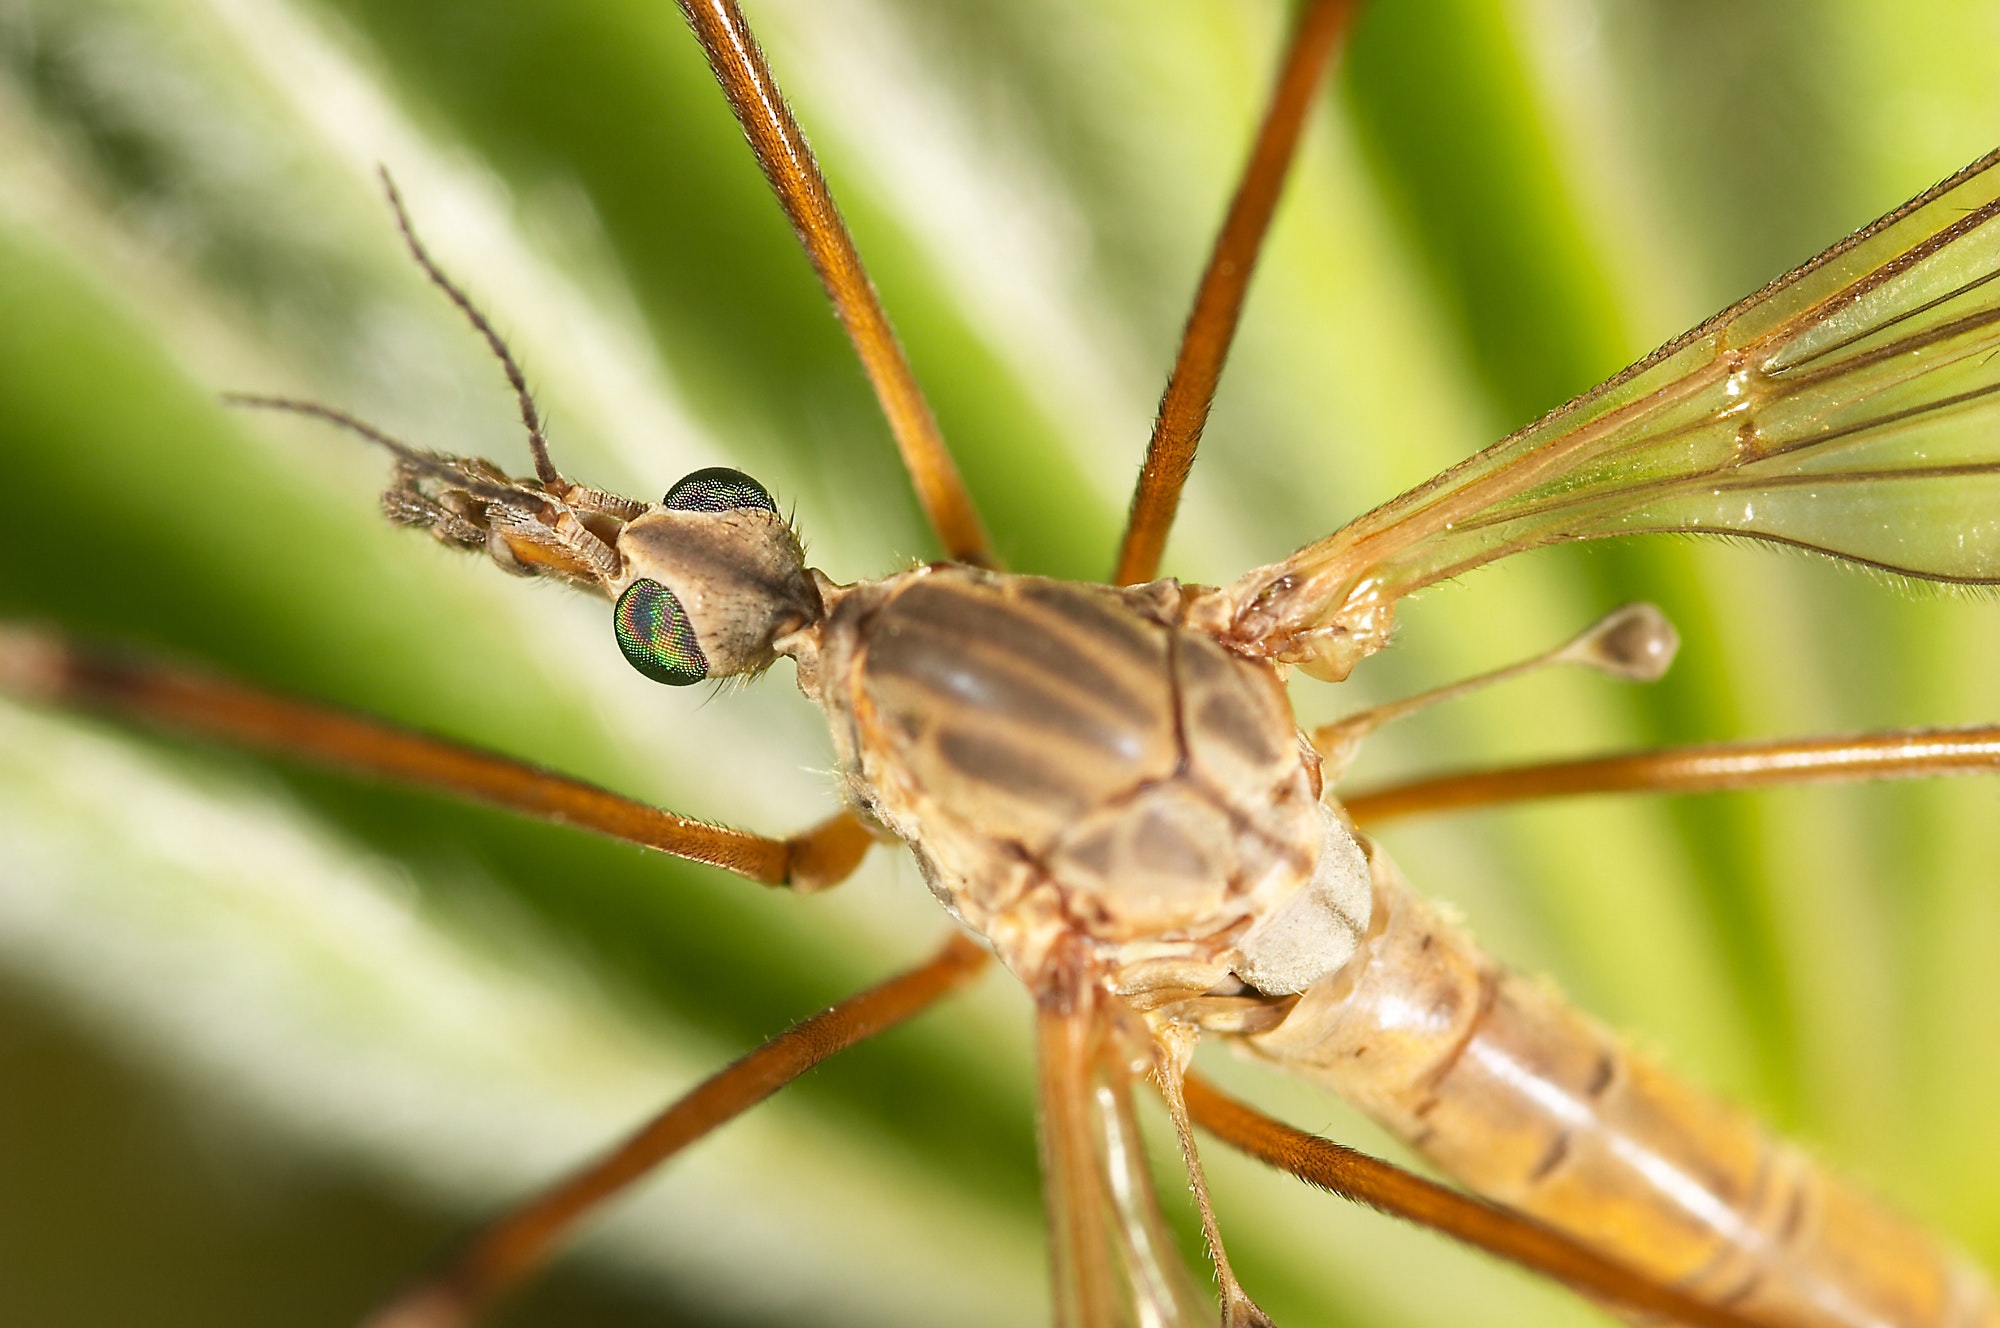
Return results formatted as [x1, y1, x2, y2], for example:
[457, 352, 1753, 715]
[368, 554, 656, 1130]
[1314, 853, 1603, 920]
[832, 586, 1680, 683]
[0, 0, 1997, 1324]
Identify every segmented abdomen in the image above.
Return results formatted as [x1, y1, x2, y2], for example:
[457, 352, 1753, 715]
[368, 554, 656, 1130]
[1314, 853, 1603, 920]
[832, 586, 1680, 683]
[1253, 846, 1997, 1328]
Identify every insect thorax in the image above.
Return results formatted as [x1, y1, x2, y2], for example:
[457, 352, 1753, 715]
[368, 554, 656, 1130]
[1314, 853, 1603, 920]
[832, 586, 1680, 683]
[805, 565, 1371, 1003]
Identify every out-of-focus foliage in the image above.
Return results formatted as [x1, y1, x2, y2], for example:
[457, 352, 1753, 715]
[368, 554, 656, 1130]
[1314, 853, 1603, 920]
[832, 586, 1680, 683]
[0, 1, 1996, 1325]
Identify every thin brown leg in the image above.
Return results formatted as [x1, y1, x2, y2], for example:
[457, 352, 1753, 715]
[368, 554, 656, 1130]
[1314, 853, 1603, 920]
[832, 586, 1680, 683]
[673, 0, 994, 569]
[1112, 0, 1356, 587]
[1342, 724, 2000, 827]
[363, 933, 991, 1328]
[0, 625, 870, 890]
[1152, 1029, 1271, 1328]
[1182, 1073, 1773, 1328]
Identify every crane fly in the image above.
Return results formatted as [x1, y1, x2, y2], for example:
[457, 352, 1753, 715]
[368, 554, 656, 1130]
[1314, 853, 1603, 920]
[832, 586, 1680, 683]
[2, 2, 1999, 1326]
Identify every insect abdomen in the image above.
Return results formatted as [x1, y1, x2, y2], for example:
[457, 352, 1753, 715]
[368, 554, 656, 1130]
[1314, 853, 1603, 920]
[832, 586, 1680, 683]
[1254, 846, 1998, 1328]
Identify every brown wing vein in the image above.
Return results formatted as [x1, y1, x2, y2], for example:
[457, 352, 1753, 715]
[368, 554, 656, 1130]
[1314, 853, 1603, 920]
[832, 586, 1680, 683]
[1207, 146, 2000, 672]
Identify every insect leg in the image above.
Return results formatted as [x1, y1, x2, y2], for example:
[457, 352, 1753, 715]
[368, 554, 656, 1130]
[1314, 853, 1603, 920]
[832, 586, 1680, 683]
[1341, 725, 2000, 826]
[361, 932, 991, 1328]
[1181, 1072, 1771, 1328]
[0, 625, 873, 890]
[672, 0, 994, 569]
[1153, 1029, 1273, 1328]
[1112, 0, 1357, 587]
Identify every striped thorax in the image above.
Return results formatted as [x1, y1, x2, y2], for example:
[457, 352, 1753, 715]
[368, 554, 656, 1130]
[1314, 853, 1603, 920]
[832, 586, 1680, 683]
[785, 565, 1371, 1003]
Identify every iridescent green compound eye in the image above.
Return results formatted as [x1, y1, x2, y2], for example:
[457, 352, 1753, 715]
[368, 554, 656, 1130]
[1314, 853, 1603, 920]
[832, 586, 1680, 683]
[613, 579, 708, 686]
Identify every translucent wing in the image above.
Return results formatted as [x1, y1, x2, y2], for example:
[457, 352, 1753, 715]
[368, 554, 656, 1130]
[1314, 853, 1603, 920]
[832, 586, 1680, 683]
[1207, 148, 2000, 679]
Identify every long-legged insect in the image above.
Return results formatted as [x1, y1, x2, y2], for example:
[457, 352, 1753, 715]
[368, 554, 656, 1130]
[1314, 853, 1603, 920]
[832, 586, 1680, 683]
[3, 2, 2000, 1328]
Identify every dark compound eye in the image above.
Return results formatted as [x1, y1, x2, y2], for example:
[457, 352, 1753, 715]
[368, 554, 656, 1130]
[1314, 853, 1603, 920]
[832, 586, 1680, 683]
[662, 466, 776, 514]
[613, 579, 708, 686]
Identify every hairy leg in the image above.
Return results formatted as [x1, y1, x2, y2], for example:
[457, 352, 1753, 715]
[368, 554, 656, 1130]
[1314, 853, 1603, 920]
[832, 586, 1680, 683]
[1113, 0, 1357, 586]
[1343, 725, 2000, 826]
[673, 0, 992, 567]
[1183, 1072, 1767, 1328]
[0, 624, 873, 890]
[365, 933, 990, 1328]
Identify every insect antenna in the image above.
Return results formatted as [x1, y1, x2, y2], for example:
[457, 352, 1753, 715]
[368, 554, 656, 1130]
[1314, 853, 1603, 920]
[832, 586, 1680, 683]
[219, 392, 525, 505]
[376, 166, 560, 486]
